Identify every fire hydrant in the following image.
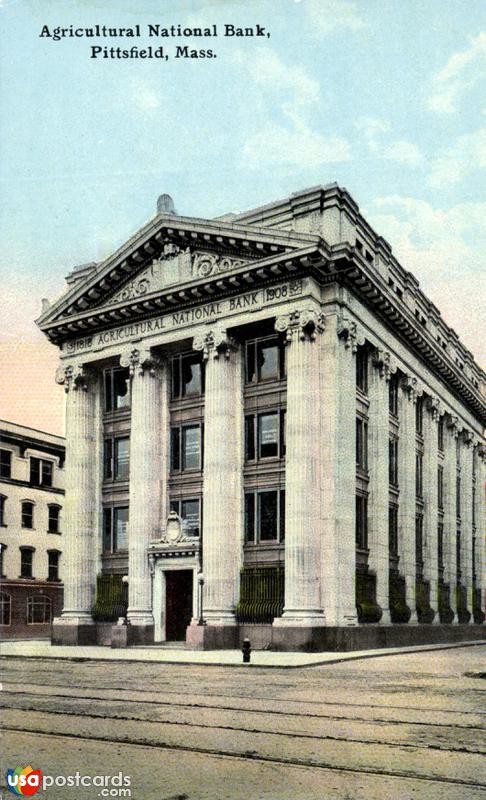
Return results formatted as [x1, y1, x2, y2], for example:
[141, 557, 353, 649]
[242, 638, 251, 664]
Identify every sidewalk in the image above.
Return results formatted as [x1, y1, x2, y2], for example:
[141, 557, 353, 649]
[1, 638, 484, 668]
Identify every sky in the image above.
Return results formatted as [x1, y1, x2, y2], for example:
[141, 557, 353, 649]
[0, 0, 485, 435]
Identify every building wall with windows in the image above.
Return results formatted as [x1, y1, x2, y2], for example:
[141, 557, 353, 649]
[0, 420, 65, 638]
[36, 184, 485, 650]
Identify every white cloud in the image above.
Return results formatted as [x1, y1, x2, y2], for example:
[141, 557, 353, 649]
[244, 49, 320, 108]
[368, 195, 486, 364]
[382, 140, 423, 166]
[428, 32, 486, 113]
[304, 0, 366, 36]
[354, 117, 422, 166]
[243, 121, 350, 169]
[428, 127, 486, 186]
[129, 79, 163, 112]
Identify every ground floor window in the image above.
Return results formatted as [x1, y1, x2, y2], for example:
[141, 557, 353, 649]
[245, 489, 285, 543]
[27, 595, 52, 624]
[0, 592, 11, 625]
[356, 494, 368, 550]
[169, 498, 201, 537]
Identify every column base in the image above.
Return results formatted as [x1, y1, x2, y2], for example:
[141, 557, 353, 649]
[186, 623, 238, 649]
[379, 608, 392, 625]
[202, 611, 238, 625]
[273, 610, 325, 627]
[126, 623, 154, 646]
[51, 616, 96, 646]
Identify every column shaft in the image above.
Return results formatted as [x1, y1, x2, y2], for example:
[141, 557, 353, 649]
[461, 435, 473, 620]
[397, 381, 418, 623]
[423, 404, 439, 621]
[443, 419, 458, 622]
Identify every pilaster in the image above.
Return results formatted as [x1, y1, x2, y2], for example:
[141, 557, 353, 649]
[460, 429, 474, 621]
[423, 397, 440, 622]
[443, 415, 459, 623]
[273, 308, 326, 626]
[473, 443, 486, 622]
[194, 324, 244, 625]
[397, 374, 419, 623]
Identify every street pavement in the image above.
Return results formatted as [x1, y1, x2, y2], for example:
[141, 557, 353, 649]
[1, 643, 485, 800]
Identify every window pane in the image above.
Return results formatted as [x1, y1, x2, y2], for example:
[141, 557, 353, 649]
[258, 491, 278, 541]
[22, 503, 33, 528]
[48, 506, 59, 533]
[115, 438, 130, 480]
[30, 458, 40, 485]
[48, 552, 59, 581]
[181, 499, 200, 537]
[0, 593, 11, 625]
[181, 354, 202, 397]
[258, 413, 279, 458]
[102, 508, 112, 552]
[42, 461, 53, 487]
[280, 411, 286, 457]
[0, 496, 4, 526]
[244, 493, 255, 542]
[114, 507, 129, 551]
[104, 370, 113, 412]
[114, 368, 130, 409]
[279, 489, 286, 541]
[245, 416, 255, 461]
[171, 357, 181, 399]
[171, 428, 181, 471]
[103, 439, 113, 480]
[182, 426, 200, 470]
[21, 549, 33, 578]
[257, 339, 279, 381]
[0, 450, 11, 479]
[245, 342, 256, 383]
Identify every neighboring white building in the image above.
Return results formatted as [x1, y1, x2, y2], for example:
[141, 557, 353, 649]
[36, 185, 485, 650]
[0, 420, 65, 638]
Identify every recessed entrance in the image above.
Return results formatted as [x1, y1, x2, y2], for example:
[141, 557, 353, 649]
[165, 570, 193, 641]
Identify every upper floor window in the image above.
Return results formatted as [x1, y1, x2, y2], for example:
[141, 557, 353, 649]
[356, 349, 368, 394]
[438, 466, 444, 509]
[0, 592, 11, 625]
[356, 417, 368, 471]
[171, 353, 204, 399]
[415, 514, 424, 574]
[104, 367, 130, 412]
[389, 374, 399, 417]
[245, 336, 285, 384]
[0, 495, 6, 526]
[104, 437, 130, 482]
[20, 547, 34, 579]
[0, 449, 12, 479]
[245, 489, 285, 543]
[27, 595, 51, 624]
[389, 438, 398, 486]
[245, 411, 286, 461]
[47, 550, 60, 581]
[170, 498, 201, 538]
[21, 501, 34, 529]
[102, 506, 129, 553]
[438, 417, 445, 451]
[30, 457, 53, 487]
[0, 543, 6, 577]
[171, 424, 203, 472]
[416, 452, 423, 498]
[415, 396, 423, 435]
[48, 504, 61, 534]
[388, 505, 398, 557]
[355, 494, 368, 550]
[438, 522, 444, 577]
[456, 475, 461, 518]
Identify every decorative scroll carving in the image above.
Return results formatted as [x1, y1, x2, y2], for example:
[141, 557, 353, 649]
[275, 308, 325, 343]
[120, 345, 160, 376]
[55, 363, 91, 392]
[461, 428, 474, 448]
[446, 413, 460, 439]
[426, 395, 444, 422]
[104, 244, 191, 307]
[401, 373, 424, 404]
[336, 312, 365, 352]
[193, 324, 237, 360]
[372, 348, 397, 382]
[476, 442, 486, 462]
[192, 252, 250, 278]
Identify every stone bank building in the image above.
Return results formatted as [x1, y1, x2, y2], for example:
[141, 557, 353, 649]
[37, 185, 486, 650]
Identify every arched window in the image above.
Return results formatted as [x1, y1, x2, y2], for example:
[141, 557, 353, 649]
[47, 504, 61, 534]
[21, 501, 35, 529]
[27, 595, 51, 624]
[20, 546, 35, 579]
[0, 592, 11, 625]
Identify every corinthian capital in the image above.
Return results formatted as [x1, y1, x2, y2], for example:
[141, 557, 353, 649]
[426, 395, 444, 423]
[193, 324, 237, 360]
[372, 348, 397, 382]
[275, 308, 325, 343]
[55, 363, 91, 393]
[401, 373, 424, 404]
[120, 345, 159, 376]
[336, 312, 365, 352]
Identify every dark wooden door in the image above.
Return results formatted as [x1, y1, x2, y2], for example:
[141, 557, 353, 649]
[165, 570, 193, 641]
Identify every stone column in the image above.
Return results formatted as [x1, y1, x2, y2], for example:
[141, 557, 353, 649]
[319, 313, 359, 627]
[443, 415, 459, 623]
[397, 374, 419, 624]
[194, 325, 243, 633]
[52, 363, 97, 645]
[121, 345, 162, 644]
[460, 429, 474, 620]
[368, 349, 396, 624]
[474, 443, 486, 622]
[423, 397, 440, 622]
[273, 308, 326, 629]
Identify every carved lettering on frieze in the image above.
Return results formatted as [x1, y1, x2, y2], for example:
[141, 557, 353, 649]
[192, 252, 250, 279]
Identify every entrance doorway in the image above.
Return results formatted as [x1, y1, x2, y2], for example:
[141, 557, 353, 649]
[165, 570, 193, 641]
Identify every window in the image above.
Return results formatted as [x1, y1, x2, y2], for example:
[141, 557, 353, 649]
[48, 505, 61, 534]
[21, 501, 34, 529]
[30, 457, 53, 487]
[438, 466, 444, 510]
[438, 417, 444, 451]
[103, 506, 129, 552]
[245, 411, 286, 461]
[389, 374, 399, 417]
[104, 437, 130, 481]
[0, 495, 6, 526]
[245, 336, 285, 384]
[356, 349, 368, 394]
[456, 529, 462, 580]
[171, 424, 202, 471]
[456, 474, 461, 518]
[415, 514, 424, 575]
[438, 522, 444, 577]
[416, 452, 423, 498]
[0, 449, 11, 479]
[170, 498, 201, 537]
[0, 592, 11, 625]
[27, 596, 51, 624]
[356, 418, 368, 470]
[356, 494, 368, 550]
[415, 396, 423, 435]
[0, 543, 6, 577]
[171, 352, 204, 399]
[389, 438, 398, 485]
[47, 551, 60, 581]
[104, 367, 130, 412]
[244, 489, 285, 543]
[20, 547, 34, 579]
[388, 505, 398, 557]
